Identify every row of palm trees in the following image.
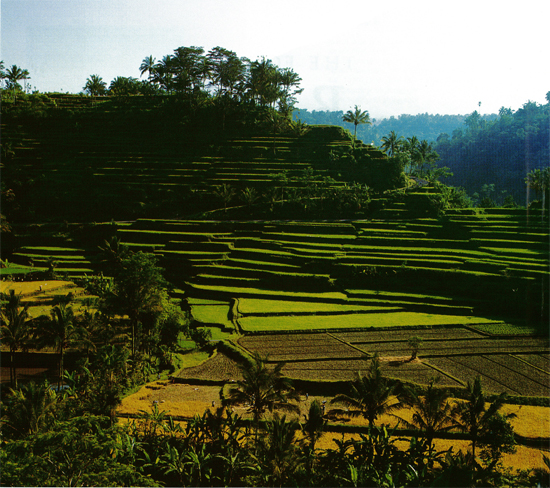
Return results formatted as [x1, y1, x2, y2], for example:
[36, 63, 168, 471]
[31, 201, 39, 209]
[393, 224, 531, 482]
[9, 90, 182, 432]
[381, 130, 442, 178]
[223, 352, 517, 474]
[0, 290, 87, 390]
[2, 351, 520, 485]
[83, 45, 303, 113]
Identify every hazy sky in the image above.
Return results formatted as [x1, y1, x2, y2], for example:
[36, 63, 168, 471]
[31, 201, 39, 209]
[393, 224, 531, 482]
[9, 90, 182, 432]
[2, 0, 549, 118]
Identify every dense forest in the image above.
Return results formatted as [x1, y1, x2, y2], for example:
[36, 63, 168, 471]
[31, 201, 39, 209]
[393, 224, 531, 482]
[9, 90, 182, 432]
[295, 96, 550, 206]
[434, 99, 550, 206]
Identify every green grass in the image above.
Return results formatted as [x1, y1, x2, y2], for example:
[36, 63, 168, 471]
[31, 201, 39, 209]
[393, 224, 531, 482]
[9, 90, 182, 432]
[238, 312, 501, 332]
[174, 350, 211, 369]
[479, 246, 548, 256]
[226, 258, 301, 269]
[187, 297, 228, 306]
[187, 283, 348, 301]
[13, 253, 90, 260]
[18, 246, 87, 253]
[199, 327, 235, 341]
[0, 264, 34, 275]
[345, 289, 455, 302]
[236, 298, 401, 314]
[191, 303, 233, 329]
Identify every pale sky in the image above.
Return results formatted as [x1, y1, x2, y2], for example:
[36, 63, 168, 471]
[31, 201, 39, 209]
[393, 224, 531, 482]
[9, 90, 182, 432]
[2, 0, 549, 118]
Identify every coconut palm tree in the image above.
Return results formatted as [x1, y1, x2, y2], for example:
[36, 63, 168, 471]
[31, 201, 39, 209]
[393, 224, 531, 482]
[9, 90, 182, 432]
[329, 354, 403, 428]
[415, 139, 439, 178]
[139, 55, 156, 81]
[342, 105, 372, 145]
[35, 302, 88, 390]
[0, 60, 6, 88]
[526, 167, 550, 220]
[453, 376, 516, 468]
[301, 399, 326, 452]
[0, 290, 31, 388]
[222, 352, 299, 426]
[5, 64, 30, 101]
[83, 74, 106, 97]
[301, 399, 327, 476]
[3, 381, 57, 438]
[403, 136, 420, 175]
[214, 183, 235, 213]
[240, 187, 258, 209]
[397, 378, 457, 452]
[380, 131, 403, 157]
[257, 413, 302, 487]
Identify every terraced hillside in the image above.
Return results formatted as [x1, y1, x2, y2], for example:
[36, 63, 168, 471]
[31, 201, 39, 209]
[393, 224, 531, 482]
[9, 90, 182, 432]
[1, 95, 393, 223]
[2, 96, 548, 398]
[100, 207, 547, 327]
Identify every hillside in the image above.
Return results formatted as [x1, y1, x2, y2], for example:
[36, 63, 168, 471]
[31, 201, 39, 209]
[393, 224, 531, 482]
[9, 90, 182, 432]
[1, 94, 398, 226]
[2, 95, 548, 328]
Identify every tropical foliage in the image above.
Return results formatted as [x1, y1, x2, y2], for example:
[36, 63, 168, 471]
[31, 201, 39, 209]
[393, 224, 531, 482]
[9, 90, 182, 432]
[435, 100, 550, 204]
[329, 354, 403, 427]
[0, 290, 31, 387]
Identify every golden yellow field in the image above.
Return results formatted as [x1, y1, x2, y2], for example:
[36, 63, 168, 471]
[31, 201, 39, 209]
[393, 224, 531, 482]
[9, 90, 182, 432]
[0, 280, 75, 296]
[315, 434, 549, 471]
[118, 380, 549, 472]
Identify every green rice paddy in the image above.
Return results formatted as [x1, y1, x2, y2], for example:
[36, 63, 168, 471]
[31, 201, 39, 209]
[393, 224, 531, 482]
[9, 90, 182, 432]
[236, 298, 401, 315]
[238, 312, 500, 332]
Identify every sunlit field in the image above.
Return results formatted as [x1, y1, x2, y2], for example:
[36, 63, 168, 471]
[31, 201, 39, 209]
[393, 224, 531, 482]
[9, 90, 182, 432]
[118, 379, 550, 472]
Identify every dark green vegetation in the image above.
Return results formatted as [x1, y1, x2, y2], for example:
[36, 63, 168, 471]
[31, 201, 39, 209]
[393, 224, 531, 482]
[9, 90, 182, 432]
[435, 101, 550, 206]
[4, 355, 547, 487]
[1, 53, 549, 486]
[296, 96, 550, 206]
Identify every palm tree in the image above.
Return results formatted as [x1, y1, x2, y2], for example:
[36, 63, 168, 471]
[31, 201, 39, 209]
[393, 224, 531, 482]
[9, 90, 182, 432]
[257, 413, 302, 487]
[342, 105, 371, 145]
[4, 381, 57, 437]
[139, 55, 156, 81]
[301, 399, 326, 452]
[35, 302, 87, 390]
[380, 131, 403, 157]
[222, 352, 299, 427]
[0, 60, 6, 88]
[5, 64, 30, 101]
[404, 136, 419, 175]
[416, 139, 439, 178]
[329, 354, 403, 428]
[152, 55, 174, 92]
[453, 376, 515, 467]
[526, 167, 550, 220]
[397, 378, 457, 452]
[214, 183, 235, 213]
[98, 235, 128, 268]
[0, 290, 31, 388]
[83, 74, 106, 96]
[301, 399, 327, 476]
[240, 187, 258, 209]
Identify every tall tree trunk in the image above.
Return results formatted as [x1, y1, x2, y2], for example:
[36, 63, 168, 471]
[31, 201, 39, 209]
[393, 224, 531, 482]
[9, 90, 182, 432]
[58, 347, 65, 391]
[10, 349, 17, 389]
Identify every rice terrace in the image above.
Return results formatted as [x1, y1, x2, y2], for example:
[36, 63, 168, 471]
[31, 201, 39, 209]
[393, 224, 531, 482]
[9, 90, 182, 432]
[1, 49, 549, 486]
